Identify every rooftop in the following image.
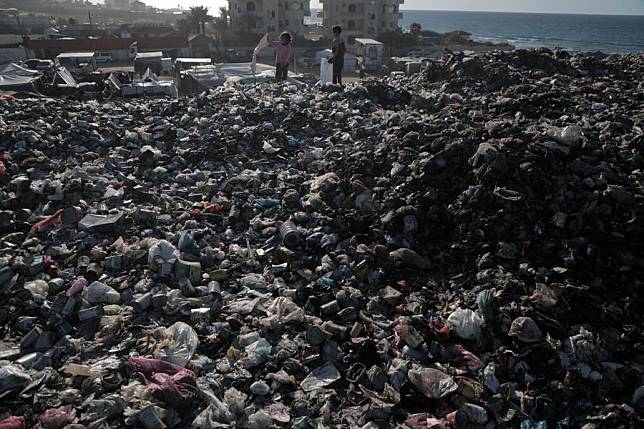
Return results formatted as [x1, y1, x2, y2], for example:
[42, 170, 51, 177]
[56, 52, 96, 58]
[354, 38, 384, 45]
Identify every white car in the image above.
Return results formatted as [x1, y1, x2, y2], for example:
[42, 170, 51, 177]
[95, 52, 113, 63]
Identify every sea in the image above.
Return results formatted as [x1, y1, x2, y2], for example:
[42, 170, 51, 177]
[307, 9, 644, 53]
[400, 10, 644, 53]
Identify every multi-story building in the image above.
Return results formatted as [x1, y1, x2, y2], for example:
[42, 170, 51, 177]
[320, 0, 404, 37]
[105, 0, 131, 10]
[228, 0, 311, 37]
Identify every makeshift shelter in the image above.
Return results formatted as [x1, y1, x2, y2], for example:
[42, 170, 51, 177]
[0, 63, 40, 93]
[353, 38, 384, 71]
[174, 58, 212, 73]
[179, 62, 303, 94]
[56, 52, 97, 71]
[134, 52, 163, 74]
[121, 67, 178, 98]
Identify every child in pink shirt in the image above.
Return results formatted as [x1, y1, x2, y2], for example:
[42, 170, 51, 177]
[270, 32, 292, 82]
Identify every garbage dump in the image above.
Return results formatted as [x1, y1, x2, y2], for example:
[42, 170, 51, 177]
[0, 48, 643, 428]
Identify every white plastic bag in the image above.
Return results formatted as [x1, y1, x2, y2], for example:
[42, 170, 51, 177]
[251, 34, 270, 74]
[155, 321, 199, 367]
[320, 59, 333, 84]
[447, 308, 484, 340]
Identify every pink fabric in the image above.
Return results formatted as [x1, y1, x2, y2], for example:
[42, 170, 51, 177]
[129, 357, 197, 411]
[271, 41, 292, 65]
[0, 417, 26, 429]
[34, 407, 76, 429]
[28, 208, 64, 237]
[440, 344, 483, 372]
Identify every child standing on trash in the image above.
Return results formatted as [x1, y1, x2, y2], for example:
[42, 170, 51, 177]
[328, 25, 346, 86]
[269, 32, 292, 82]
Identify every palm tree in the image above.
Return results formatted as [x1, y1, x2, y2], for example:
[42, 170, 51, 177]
[188, 6, 213, 35]
[410, 22, 422, 35]
[212, 6, 230, 43]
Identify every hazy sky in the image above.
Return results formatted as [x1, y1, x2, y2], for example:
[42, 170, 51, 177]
[140, 0, 644, 15]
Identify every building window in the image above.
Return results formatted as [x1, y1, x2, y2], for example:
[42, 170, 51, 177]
[271, 10, 275, 18]
[247, 1, 256, 12]
[285, 19, 290, 26]
[348, 4, 356, 13]
[284, 1, 290, 10]
[348, 20, 356, 30]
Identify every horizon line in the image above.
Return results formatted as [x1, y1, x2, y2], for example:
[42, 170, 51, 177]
[308, 7, 644, 17]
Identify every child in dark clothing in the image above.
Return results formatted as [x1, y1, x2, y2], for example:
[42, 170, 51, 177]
[328, 25, 346, 86]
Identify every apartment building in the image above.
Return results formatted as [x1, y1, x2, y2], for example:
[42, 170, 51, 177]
[228, 0, 311, 37]
[320, 0, 404, 37]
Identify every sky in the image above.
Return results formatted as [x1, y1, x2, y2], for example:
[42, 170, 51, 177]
[140, 0, 644, 15]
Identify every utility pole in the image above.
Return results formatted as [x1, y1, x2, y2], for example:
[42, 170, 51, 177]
[88, 11, 94, 31]
[13, 12, 30, 60]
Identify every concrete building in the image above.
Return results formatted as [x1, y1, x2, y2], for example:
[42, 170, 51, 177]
[0, 11, 52, 33]
[320, 0, 404, 37]
[228, 0, 311, 37]
[105, 0, 131, 10]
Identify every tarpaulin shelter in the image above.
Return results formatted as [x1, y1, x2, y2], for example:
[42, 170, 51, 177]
[0, 63, 40, 93]
[120, 67, 178, 98]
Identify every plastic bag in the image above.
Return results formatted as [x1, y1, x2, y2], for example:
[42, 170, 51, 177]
[447, 308, 483, 340]
[178, 231, 200, 255]
[83, 281, 120, 304]
[546, 125, 582, 146]
[408, 365, 458, 399]
[320, 59, 333, 84]
[155, 321, 199, 367]
[267, 297, 305, 324]
[148, 239, 179, 265]
[301, 362, 341, 392]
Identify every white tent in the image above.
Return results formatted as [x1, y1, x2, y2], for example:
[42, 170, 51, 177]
[0, 63, 40, 92]
[0, 63, 39, 77]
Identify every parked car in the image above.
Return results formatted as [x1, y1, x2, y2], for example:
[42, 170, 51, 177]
[95, 52, 113, 63]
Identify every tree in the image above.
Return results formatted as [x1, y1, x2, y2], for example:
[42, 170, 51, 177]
[377, 30, 416, 55]
[212, 6, 230, 43]
[188, 6, 213, 35]
[410, 22, 422, 35]
[177, 17, 193, 36]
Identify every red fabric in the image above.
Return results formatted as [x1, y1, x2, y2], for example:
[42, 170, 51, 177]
[28, 209, 64, 237]
[428, 317, 451, 341]
[0, 161, 6, 176]
[0, 416, 26, 429]
[440, 344, 482, 372]
[34, 407, 76, 429]
[129, 357, 197, 411]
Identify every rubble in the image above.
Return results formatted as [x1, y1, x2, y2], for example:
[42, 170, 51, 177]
[0, 48, 643, 428]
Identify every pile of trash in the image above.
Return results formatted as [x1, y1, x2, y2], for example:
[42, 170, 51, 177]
[0, 48, 642, 429]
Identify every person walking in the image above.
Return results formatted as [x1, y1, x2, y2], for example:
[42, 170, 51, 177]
[328, 25, 346, 86]
[269, 31, 292, 82]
